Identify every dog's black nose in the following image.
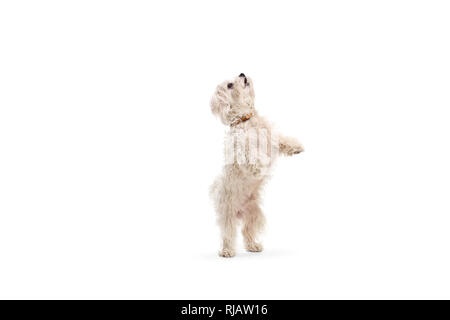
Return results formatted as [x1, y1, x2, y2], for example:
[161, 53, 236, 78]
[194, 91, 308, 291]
[239, 73, 246, 78]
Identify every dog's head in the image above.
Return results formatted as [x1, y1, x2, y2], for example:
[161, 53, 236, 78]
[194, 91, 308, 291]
[210, 73, 256, 126]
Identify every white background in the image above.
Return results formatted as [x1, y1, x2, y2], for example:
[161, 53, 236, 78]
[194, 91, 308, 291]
[1, 0, 449, 299]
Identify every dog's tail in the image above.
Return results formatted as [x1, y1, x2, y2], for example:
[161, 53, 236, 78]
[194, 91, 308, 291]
[209, 176, 220, 202]
[209, 175, 226, 212]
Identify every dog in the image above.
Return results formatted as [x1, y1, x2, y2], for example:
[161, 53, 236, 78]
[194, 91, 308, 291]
[210, 73, 304, 257]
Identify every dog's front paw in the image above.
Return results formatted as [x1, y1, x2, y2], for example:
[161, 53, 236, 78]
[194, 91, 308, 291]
[245, 242, 263, 252]
[280, 137, 304, 156]
[291, 143, 304, 155]
[286, 143, 304, 156]
[219, 248, 235, 258]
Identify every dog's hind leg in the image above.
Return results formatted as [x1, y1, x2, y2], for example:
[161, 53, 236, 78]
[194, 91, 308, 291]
[242, 200, 266, 252]
[217, 203, 238, 258]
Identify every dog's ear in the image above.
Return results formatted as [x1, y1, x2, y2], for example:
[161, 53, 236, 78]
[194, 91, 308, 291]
[210, 87, 231, 124]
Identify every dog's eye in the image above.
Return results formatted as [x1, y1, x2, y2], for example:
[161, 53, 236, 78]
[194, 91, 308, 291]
[227, 83, 233, 89]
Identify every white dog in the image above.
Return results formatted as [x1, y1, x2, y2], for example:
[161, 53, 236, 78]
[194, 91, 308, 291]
[210, 73, 304, 257]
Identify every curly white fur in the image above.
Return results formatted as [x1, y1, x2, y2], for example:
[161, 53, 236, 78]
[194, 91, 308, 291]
[210, 74, 304, 257]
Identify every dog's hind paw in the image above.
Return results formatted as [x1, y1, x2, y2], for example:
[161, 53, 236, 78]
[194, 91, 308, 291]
[246, 243, 263, 252]
[219, 248, 235, 258]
